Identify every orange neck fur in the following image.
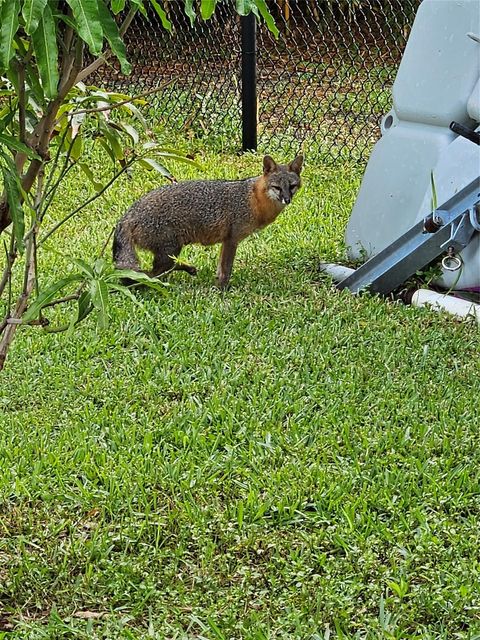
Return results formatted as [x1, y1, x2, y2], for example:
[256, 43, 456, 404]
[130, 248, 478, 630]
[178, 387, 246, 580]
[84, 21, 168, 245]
[250, 176, 284, 228]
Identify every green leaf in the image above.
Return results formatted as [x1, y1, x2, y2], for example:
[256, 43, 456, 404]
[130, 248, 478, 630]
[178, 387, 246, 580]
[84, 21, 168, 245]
[23, 274, 83, 322]
[200, 0, 218, 20]
[138, 157, 173, 180]
[90, 278, 109, 329]
[108, 282, 140, 304]
[71, 257, 94, 278]
[0, 133, 40, 159]
[52, 11, 77, 31]
[77, 162, 103, 192]
[0, 0, 20, 71]
[149, 0, 171, 30]
[97, 136, 116, 164]
[22, 0, 48, 35]
[184, 0, 195, 26]
[235, 0, 252, 15]
[66, 0, 103, 56]
[122, 101, 147, 128]
[111, 0, 126, 14]
[24, 63, 46, 107]
[93, 257, 108, 276]
[97, 0, 131, 75]
[99, 120, 125, 160]
[254, 0, 278, 38]
[70, 134, 83, 161]
[0, 106, 16, 135]
[66, 290, 93, 337]
[119, 122, 139, 145]
[31, 3, 59, 99]
[129, 0, 146, 17]
[157, 151, 202, 167]
[76, 290, 93, 322]
[109, 268, 169, 293]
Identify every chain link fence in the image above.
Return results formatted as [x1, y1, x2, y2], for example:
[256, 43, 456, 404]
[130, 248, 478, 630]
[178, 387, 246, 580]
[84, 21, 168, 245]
[94, 0, 421, 163]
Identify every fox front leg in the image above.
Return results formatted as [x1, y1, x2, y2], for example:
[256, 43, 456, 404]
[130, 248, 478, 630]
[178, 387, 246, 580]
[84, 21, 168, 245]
[216, 239, 238, 290]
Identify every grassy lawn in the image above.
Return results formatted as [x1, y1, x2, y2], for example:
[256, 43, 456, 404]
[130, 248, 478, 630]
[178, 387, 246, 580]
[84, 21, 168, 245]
[1, 140, 479, 639]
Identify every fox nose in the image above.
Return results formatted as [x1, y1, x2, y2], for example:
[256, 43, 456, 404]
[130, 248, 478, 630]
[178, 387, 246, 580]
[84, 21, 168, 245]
[282, 196, 291, 205]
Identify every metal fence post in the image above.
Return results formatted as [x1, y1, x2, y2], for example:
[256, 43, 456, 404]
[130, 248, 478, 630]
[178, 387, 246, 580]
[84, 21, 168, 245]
[241, 13, 257, 152]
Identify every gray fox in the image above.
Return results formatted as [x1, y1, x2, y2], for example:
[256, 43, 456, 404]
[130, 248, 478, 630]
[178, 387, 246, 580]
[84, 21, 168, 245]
[112, 154, 303, 289]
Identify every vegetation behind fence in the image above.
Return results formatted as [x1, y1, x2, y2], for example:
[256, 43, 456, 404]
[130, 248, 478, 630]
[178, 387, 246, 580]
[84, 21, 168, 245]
[95, 0, 421, 162]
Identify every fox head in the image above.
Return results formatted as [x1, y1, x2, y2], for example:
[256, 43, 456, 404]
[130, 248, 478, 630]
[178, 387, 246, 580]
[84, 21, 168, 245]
[263, 154, 303, 206]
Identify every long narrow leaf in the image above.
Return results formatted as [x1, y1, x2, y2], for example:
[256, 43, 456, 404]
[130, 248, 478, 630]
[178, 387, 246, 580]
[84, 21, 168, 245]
[22, 0, 48, 35]
[0, 133, 40, 159]
[71, 257, 95, 278]
[254, 0, 278, 37]
[184, 0, 195, 26]
[119, 122, 139, 145]
[90, 278, 109, 329]
[139, 157, 173, 180]
[109, 268, 169, 293]
[108, 282, 141, 304]
[23, 274, 84, 322]
[122, 101, 147, 128]
[66, 290, 93, 337]
[31, 3, 59, 99]
[77, 162, 103, 192]
[0, 0, 20, 71]
[76, 290, 93, 323]
[149, 0, 171, 30]
[97, 0, 131, 75]
[66, 0, 103, 56]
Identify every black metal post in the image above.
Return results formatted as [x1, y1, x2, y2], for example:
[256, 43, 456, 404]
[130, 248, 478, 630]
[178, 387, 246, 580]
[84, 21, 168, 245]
[241, 13, 257, 152]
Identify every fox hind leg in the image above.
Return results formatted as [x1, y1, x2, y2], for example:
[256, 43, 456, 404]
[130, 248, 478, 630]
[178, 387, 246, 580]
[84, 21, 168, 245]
[150, 243, 197, 277]
[112, 222, 141, 272]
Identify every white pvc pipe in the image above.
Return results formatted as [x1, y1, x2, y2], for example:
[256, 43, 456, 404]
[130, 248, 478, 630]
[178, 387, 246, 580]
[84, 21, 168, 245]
[319, 262, 355, 282]
[411, 289, 480, 323]
[319, 263, 480, 323]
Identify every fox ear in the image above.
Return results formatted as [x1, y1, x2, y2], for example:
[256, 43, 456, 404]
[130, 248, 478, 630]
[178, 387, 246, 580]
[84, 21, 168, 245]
[263, 155, 277, 174]
[289, 155, 304, 175]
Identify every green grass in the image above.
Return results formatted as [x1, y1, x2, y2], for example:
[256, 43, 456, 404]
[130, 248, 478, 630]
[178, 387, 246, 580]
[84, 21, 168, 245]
[1, 140, 480, 639]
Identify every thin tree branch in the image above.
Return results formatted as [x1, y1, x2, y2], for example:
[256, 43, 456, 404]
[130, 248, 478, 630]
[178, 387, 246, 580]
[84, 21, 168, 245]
[0, 234, 16, 300]
[39, 159, 135, 246]
[0, 172, 44, 368]
[57, 82, 174, 124]
[0, 246, 36, 369]
[41, 294, 80, 310]
[37, 124, 74, 216]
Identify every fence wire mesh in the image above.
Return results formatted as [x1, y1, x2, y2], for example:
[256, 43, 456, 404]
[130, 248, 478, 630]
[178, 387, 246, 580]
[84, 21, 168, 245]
[93, 0, 421, 163]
